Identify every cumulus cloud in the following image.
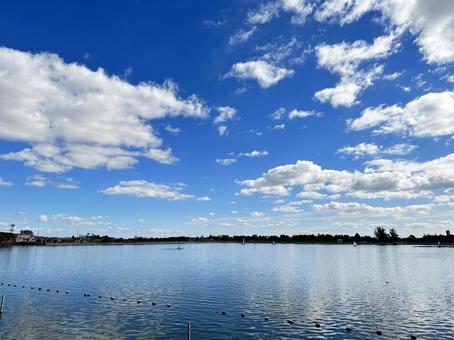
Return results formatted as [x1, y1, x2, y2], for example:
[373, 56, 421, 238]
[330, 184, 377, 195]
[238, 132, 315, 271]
[238, 153, 454, 201]
[250, 211, 265, 217]
[0, 177, 12, 187]
[348, 91, 454, 138]
[337, 142, 417, 158]
[227, 60, 294, 88]
[314, 34, 397, 107]
[314, 0, 454, 64]
[214, 106, 237, 124]
[101, 180, 208, 201]
[0, 47, 208, 172]
[248, 0, 313, 25]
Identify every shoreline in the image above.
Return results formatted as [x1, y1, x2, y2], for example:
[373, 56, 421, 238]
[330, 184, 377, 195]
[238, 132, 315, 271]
[2, 241, 453, 247]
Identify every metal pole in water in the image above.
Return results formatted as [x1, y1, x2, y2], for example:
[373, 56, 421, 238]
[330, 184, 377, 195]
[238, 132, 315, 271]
[0, 294, 5, 317]
[187, 322, 191, 340]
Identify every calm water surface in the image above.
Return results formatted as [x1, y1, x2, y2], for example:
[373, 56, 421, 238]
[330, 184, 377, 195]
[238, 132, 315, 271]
[0, 243, 453, 339]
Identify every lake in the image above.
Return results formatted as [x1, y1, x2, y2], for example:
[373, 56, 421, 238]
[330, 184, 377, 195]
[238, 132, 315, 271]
[0, 243, 453, 339]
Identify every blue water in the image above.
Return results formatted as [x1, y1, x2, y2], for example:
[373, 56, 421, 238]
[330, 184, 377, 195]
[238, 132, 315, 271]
[0, 243, 453, 339]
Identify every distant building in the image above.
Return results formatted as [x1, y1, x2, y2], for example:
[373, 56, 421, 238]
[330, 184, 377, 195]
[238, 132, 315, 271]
[447, 230, 451, 237]
[16, 230, 37, 244]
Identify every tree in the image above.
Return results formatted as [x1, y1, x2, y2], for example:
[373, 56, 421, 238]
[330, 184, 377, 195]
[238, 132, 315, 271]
[389, 228, 399, 241]
[374, 226, 389, 242]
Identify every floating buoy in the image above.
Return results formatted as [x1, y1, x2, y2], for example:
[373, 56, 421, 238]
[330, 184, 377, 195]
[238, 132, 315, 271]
[65, 291, 69, 294]
[47, 289, 50, 292]
[99, 296, 102, 299]
[14, 285, 17, 287]
[152, 302, 156, 306]
[240, 314, 245, 318]
[287, 320, 294, 325]
[376, 330, 383, 336]
[30, 287, 34, 290]
[22, 286, 25, 288]
[315, 323, 321, 328]
[137, 300, 141, 304]
[167, 304, 171, 308]
[346, 326, 352, 332]
[56, 290, 60, 293]
[110, 297, 116, 300]
[83, 293, 87, 297]
[410, 336, 417, 339]
[38, 288, 42, 291]
[7, 284, 10, 286]
[123, 299, 127, 302]
[264, 317, 269, 321]
[221, 311, 226, 315]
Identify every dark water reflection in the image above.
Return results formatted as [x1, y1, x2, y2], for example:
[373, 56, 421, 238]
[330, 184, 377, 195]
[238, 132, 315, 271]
[0, 244, 453, 339]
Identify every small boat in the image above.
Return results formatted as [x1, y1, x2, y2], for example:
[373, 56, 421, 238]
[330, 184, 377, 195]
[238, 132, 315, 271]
[353, 241, 357, 247]
[242, 237, 245, 245]
[272, 241, 276, 245]
[177, 246, 183, 250]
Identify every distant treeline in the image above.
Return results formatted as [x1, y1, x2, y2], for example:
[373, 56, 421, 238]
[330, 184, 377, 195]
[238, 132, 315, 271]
[39, 227, 454, 245]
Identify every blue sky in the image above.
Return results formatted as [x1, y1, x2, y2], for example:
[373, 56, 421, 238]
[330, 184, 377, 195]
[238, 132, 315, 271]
[0, 0, 453, 237]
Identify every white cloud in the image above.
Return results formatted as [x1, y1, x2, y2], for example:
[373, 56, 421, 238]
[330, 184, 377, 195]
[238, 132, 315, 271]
[238, 150, 269, 158]
[273, 124, 286, 130]
[25, 175, 79, 189]
[238, 153, 454, 201]
[313, 201, 432, 216]
[229, 27, 257, 46]
[314, 0, 454, 64]
[296, 191, 327, 200]
[100, 180, 206, 201]
[0, 177, 12, 187]
[271, 107, 286, 120]
[38, 214, 49, 222]
[165, 125, 181, 135]
[288, 109, 321, 119]
[192, 216, 208, 223]
[227, 60, 294, 88]
[271, 107, 322, 120]
[314, 33, 397, 107]
[217, 125, 228, 136]
[383, 71, 402, 80]
[214, 106, 237, 124]
[273, 205, 303, 213]
[250, 211, 265, 217]
[348, 91, 454, 138]
[216, 158, 237, 166]
[248, 0, 313, 25]
[216, 150, 268, 166]
[337, 142, 417, 158]
[46, 214, 105, 226]
[0, 47, 208, 173]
